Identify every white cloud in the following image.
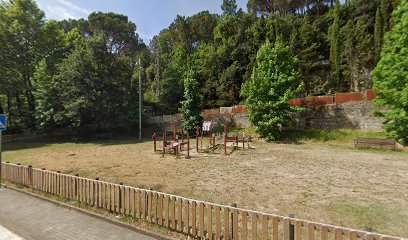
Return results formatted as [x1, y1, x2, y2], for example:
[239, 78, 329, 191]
[36, 0, 90, 20]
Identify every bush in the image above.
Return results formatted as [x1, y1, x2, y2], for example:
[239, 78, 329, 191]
[241, 37, 304, 141]
[372, 0, 408, 144]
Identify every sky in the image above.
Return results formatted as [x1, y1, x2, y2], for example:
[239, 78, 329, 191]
[36, 0, 248, 44]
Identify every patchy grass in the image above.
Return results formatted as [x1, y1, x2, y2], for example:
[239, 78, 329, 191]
[326, 201, 408, 236]
[283, 129, 387, 143]
[2, 132, 408, 237]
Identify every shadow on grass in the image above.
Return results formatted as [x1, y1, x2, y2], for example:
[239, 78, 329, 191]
[2, 135, 155, 152]
[277, 129, 388, 145]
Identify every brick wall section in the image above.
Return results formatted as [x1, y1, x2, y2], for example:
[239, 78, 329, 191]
[148, 90, 381, 131]
[309, 96, 335, 106]
[288, 98, 308, 107]
[288, 90, 375, 107]
[335, 92, 364, 104]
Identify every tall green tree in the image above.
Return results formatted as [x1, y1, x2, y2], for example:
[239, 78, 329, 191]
[374, 7, 384, 64]
[180, 70, 202, 133]
[341, 20, 358, 91]
[0, 0, 46, 129]
[381, 0, 391, 32]
[33, 23, 81, 132]
[53, 35, 131, 134]
[372, 0, 408, 144]
[241, 38, 304, 141]
[329, 0, 341, 92]
[221, 0, 238, 16]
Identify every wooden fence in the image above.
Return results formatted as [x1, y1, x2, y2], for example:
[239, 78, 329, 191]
[1, 162, 404, 240]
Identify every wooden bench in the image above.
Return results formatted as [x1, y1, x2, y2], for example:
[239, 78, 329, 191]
[354, 138, 397, 150]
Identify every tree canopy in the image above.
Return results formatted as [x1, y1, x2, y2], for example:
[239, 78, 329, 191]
[372, 0, 408, 144]
[0, 0, 403, 139]
[241, 38, 304, 141]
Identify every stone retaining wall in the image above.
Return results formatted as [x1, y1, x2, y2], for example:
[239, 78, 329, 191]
[148, 101, 383, 131]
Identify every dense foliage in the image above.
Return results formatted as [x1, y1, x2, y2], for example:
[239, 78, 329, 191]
[242, 38, 304, 141]
[0, 0, 401, 136]
[179, 70, 202, 133]
[372, 0, 408, 144]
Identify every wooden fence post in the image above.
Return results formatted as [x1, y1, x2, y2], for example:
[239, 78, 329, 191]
[28, 166, 33, 187]
[95, 178, 99, 207]
[231, 203, 238, 240]
[119, 182, 123, 212]
[289, 214, 295, 240]
[41, 168, 46, 192]
[75, 174, 79, 201]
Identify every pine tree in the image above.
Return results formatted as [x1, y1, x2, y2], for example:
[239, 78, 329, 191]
[299, 13, 324, 94]
[221, 0, 238, 16]
[372, 0, 408, 144]
[374, 8, 384, 64]
[329, 0, 341, 92]
[289, 28, 300, 56]
[381, 0, 391, 32]
[342, 20, 358, 91]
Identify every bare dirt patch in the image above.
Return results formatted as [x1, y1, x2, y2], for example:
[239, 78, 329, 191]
[3, 139, 408, 237]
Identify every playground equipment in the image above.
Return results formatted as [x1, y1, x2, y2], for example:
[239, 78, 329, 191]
[196, 121, 218, 153]
[153, 121, 252, 157]
[152, 123, 190, 158]
[222, 125, 251, 154]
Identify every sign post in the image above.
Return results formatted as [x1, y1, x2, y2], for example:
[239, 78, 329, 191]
[0, 114, 7, 188]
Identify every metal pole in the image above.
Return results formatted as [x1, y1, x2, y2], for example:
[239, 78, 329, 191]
[139, 57, 142, 140]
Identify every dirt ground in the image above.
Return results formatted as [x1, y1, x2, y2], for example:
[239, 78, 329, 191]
[3, 138, 408, 237]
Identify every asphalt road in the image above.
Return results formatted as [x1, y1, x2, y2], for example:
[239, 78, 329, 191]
[0, 188, 161, 240]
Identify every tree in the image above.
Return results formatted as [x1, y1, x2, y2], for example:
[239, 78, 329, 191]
[329, 0, 341, 92]
[341, 20, 358, 91]
[372, 0, 408, 144]
[381, 0, 391, 32]
[241, 38, 304, 141]
[221, 0, 238, 16]
[33, 23, 81, 132]
[298, 13, 327, 95]
[0, 0, 46, 129]
[180, 70, 202, 133]
[53, 35, 131, 134]
[374, 8, 384, 64]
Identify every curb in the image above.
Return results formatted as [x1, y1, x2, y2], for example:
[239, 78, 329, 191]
[7, 186, 175, 240]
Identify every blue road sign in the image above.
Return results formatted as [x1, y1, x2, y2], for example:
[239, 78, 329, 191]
[0, 114, 6, 130]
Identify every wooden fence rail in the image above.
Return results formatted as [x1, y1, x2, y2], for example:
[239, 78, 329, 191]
[1, 162, 404, 240]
